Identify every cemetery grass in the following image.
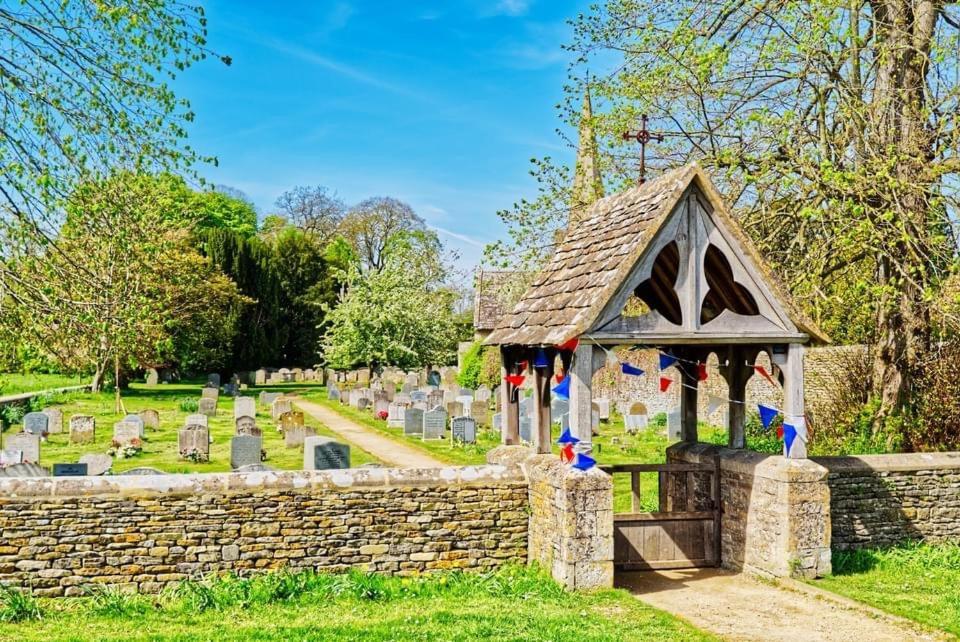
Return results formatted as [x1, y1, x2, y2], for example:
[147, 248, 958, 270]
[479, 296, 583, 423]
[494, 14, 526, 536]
[0, 372, 87, 396]
[0, 566, 715, 641]
[809, 542, 960, 635]
[5, 381, 379, 473]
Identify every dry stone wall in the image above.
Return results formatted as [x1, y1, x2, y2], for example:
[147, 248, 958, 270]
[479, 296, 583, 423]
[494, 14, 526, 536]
[0, 466, 528, 597]
[815, 453, 960, 549]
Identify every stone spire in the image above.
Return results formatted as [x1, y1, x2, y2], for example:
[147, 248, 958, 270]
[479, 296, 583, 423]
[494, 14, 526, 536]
[570, 85, 604, 227]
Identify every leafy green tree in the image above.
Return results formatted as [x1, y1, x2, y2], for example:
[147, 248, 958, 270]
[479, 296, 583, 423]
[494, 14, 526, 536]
[338, 197, 428, 273]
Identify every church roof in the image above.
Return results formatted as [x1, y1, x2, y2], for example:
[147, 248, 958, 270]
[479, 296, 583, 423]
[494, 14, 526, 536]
[485, 163, 828, 347]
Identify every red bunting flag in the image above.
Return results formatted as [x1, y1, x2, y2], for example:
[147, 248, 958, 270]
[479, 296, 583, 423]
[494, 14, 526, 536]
[554, 372, 565, 384]
[555, 337, 579, 352]
[560, 443, 575, 463]
[659, 376, 673, 392]
[504, 374, 525, 387]
[697, 363, 708, 381]
[754, 365, 777, 386]
[776, 425, 784, 439]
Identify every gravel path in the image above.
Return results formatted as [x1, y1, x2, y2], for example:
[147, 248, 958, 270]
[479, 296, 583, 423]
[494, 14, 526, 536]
[293, 398, 445, 469]
[619, 568, 947, 642]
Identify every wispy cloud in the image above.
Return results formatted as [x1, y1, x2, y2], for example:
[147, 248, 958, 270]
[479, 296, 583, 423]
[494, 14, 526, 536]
[490, 0, 532, 17]
[315, 2, 355, 37]
[429, 224, 488, 248]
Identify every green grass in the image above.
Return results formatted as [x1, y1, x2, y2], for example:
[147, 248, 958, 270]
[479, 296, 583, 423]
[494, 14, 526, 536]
[3, 380, 379, 473]
[0, 566, 715, 641]
[810, 542, 960, 635]
[0, 373, 87, 397]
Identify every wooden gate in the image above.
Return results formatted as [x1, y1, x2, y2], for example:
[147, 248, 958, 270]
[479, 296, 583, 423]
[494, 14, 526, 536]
[601, 462, 721, 571]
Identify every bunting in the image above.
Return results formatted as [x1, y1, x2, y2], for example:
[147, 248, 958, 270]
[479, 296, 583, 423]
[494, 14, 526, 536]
[758, 404, 780, 430]
[556, 337, 579, 352]
[560, 443, 575, 463]
[753, 364, 777, 387]
[533, 348, 550, 369]
[552, 376, 570, 399]
[697, 363, 708, 381]
[571, 452, 597, 471]
[556, 427, 580, 445]
[782, 423, 798, 454]
[554, 372, 565, 384]
[659, 353, 678, 370]
[621, 363, 645, 377]
[659, 376, 673, 392]
[706, 395, 725, 416]
[504, 374, 525, 388]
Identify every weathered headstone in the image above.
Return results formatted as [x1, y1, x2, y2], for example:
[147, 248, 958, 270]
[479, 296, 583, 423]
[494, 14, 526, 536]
[42, 407, 64, 434]
[79, 453, 112, 476]
[519, 415, 532, 443]
[271, 397, 292, 421]
[373, 398, 390, 417]
[387, 403, 405, 428]
[667, 408, 682, 440]
[427, 390, 444, 409]
[422, 407, 447, 440]
[138, 409, 160, 431]
[410, 390, 428, 403]
[234, 397, 256, 419]
[0, 462, 49, 477]
[492, 412, 502, 431]
[23, 412, 49, 435]
[207, 373, 221, 387]
[201, 387, 219, 400]
[1, 449, 23, 467]
[394, 393, 412, 406]
[184, 413, 208, 428]
[279, 410, 304, 432]
[284, 425, 312, 448]
[328, 385, 340, 401]
[595, 398, 611, 422]
[235, 415, 260, 436]
[456, 394, 474, 410]
[230, 434, 262, 469]
[223, 383, 237, 397]
[122, 414, 145, 437]
[403, 407, 424, 436]
[145, 368, 159, 386]
[198, 397, 217, 417]
[357, 398, 370, 411]
[7, 432, 40, 463]
[112, 421, 140, 447]
[259, 391, 281, 406]
[551, 398, 569, 426]
[470, 400, 490, 427]
[303, 436, 350, 470]
[69, 415, 95, 444]
[254, 369, 267, 385]
[53, 463, 88, 477]
[475, 385, 492, 403]
[451, 416, 477, 444]
[446, 401, 464, 417]
[178, 425, 210, 461]
[625, 402, 649, 433]
[400, 382, 414, 394]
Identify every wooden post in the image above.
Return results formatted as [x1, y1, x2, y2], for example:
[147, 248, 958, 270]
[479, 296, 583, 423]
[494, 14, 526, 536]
[532, 350, 553, 454]
[725, 347, 748, 449]
[781, 343, 807, 458]
[500, 346, 520, 445]
[680, 353, 699, 443]
[568, 343, 594, 455]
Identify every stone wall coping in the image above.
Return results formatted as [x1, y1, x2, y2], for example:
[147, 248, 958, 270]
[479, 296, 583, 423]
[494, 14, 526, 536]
[0, 465, 526, 499]
[813, 451, 960, 474]
[667, 442, 828, 483]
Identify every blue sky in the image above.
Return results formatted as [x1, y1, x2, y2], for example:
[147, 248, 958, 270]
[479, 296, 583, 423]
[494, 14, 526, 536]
[175, 0, 589, 272]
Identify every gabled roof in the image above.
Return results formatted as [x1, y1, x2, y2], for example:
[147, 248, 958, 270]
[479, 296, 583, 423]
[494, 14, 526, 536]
[485, 163, 828, 347]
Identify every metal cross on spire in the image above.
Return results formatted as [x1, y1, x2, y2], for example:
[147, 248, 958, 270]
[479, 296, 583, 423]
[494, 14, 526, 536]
[622, 115, 663, 185]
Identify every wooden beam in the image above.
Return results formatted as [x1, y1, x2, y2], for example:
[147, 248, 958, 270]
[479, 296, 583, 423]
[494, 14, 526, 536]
[568, 343, 594, 455]
[723, 346, 749, 449]
[582, 332, 810, 345]
[532, 350, 553, 454]
[782, 343, 807, 458]
[679, 350, 699, 443]
[499, 346, 520, 445]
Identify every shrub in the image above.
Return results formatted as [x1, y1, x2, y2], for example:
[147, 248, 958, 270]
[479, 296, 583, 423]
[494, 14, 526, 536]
[456, 341, 483, 390]
[478, 345, 502, 388]
[178, 398, 199, 412]
[89, 585, 151, 617]
[910, 342, 960, 451]
[0, 585, 43, 623]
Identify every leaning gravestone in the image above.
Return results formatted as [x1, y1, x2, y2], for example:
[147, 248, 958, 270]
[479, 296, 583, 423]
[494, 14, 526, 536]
[122, 414, 146, 438]
[112, 421, 140, 447]
[271, 397, 292, 421]
[42, 408, 64, 434]
[184, 413, 208, 428]
[138, 409, 160, 431]
[470, 400, 490, 427]
[79, 453, 113, 476]
[145, 368, 159, 386]
[234, 397, 256, 419]
[0, 462, 49, 477]
[178, 426, 209, 461]
[231, 434, 262, 469]
[303, 436, 350, 470]
[69, 415, 95, 444]
[23, 412, 48, 436]
[235, 415, 260, 436]
[7, 432, 40, 463]
[422, 407, 447, 440]
[403, 407, 424, 436]
[198, 397, 217, 418]
[451, 416, 477, 444]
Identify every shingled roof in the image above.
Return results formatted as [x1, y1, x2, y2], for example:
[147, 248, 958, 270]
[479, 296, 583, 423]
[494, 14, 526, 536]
[485, 163, 828, 347]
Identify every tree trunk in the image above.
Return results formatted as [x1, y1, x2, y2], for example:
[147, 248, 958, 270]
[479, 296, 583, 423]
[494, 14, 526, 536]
[114, 354, 122, 414]
[90, 359, 108, 393]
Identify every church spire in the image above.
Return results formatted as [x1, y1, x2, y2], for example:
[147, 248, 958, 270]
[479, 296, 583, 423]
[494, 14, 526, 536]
[570, 84, 604, 227]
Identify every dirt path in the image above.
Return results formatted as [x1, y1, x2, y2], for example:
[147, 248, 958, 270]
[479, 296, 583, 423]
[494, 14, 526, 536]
[292, 398, 445, 469]
[618, 569, 947, 642]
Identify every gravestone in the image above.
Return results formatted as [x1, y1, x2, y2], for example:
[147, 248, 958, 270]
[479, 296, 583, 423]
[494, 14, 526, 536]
[268, 372, 284, 384]
[201, 387, 219, 401]
[475, 385, 492, 403]
[451, 416, 477, 444]
[231, 435, 262, 469]
[7, 432, 40, 463]
[412, 401, 428, 412]
[595, 398, 611, 422]
[625, 402, 649, 434]
[328, 385, 340, 401]
[456, 394, 474, 410]
[79, 453, 112, 476]
[284, 425, 313, 448]
[178, 425, 209, 460]
[387, 403, 405, 428]
[519, 396, 532, 416]
[234, 397, 256, 419]
[400, 382, 414, 394]
[112, 421, 140, 447]
[254, 369, 267, 385]
[373, 398, 390, 417]
[69, 415, 95, 444]
[279, 410, 304, 432]
[234, 463, 275, 473]
[184, 413, 208, 428]
[122, 414, 145, 438]
[271, 397, 292, 421]
[207, 373, 221, 387]
[667, 408, 682, 440]
[470, 400, 490, 427]
[42, 408, 64, 434]
[492, 413, 502, 431]
[357, 398, 370, 411]
[422, 407, 447, 440]
[403, 407, 424, 436]
[223, 383, 237, 397]
[138, 409, 160, 431]
[394, 393, 412, 406]
[427, 370, 441, 387]
[410, 390, 428, 403]
[120, 467, 166, 476]
[427, 391, 444, 408]
[53, 463, 88, 477]
[259, 391, 281, 406]
[551, 398, 569, 426]
[23, 412, 48, 435]
[145, 368, 159, 386]
[1, 449, 22, 467]
[303, 436, 350, 470]
[0, 462, 49, 477]
[519, 415, 532, 443]
[198, 397, 217, 417]
[446, 401, 464, 417]
[235, 415, 260, 436]
[279, 367, 293, 382]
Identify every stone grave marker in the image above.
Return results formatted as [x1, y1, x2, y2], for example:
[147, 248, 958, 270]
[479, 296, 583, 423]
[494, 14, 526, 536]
[198, 397, 217, 417]
[625, 402, 649, 434]
[357, 398, 370, 411]
[667, 408, 682, 440]
[1, 449, 22, 467]
[268, 372, 283, 384]
[412, 400, 428, 411]
[138, 409, 160, 431]
[112, 421, 141, 447]
[271, 397, 292, 421]
[119, 467, 166, 476]
[519, 396, 532, 417]
[387, 403, 405, 428]
[7, 432, 40, 463]
[475, 385, 491, 403]
[260, 391, 281, 406]
[234, 397, 256, 419]
[492, 413, 502, 431]
[235, 463, 275, 473]
[254, 369, 267, 385]
[446, 401, 464, 417]
[284, 425, 314, 448]
[451, 416, 477, 444]
[207, 373, 221, 387]
[123, 414, 145, 437]
[410, 390, 428, 403]
[427, 390, 444, 408]
[0, 462, 49, 477]
[145, 368, 159, 386]
[422, 407, 447, 440]
[69, 415, 95, 444]
[53, 463, 88, 477]
[185, 413, 209, 428]
[551, 398, 569, 426]
[595, 398, 611, 422]
[470, 400, 490, 427]
[42, 408, 64, 434]
[79, 453, 112, 476]
[201, 386, 219, 400]
[178, 425, 209, 460]
[519, 415, 532, 443]
[373, 398, 390, 417]
[400, 382, 413, 394]
[231, 434, 262, 469]
[279, 367, 292, 382]
[303, 436, 350, 470]
[328, 385, 340, 401]
[223, 383, 237, 397]
[235, 415, 260, 436]
[23, 412, 48, 435]
[494, 386, 501, 411]
[403, 407, 424, 436]
[279, 410, 305, 432]
[394, 392, 412, 406]
[456, 394, 474, 409]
